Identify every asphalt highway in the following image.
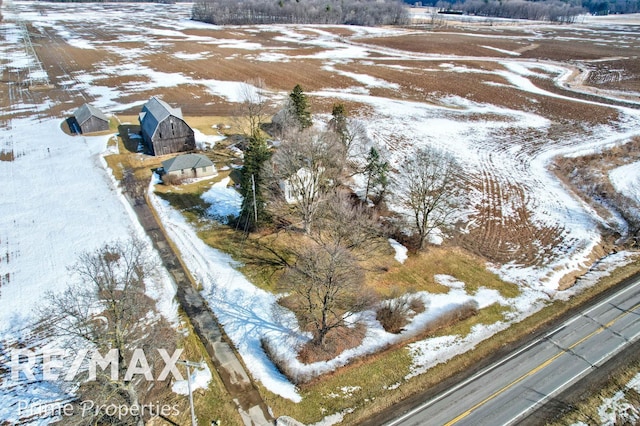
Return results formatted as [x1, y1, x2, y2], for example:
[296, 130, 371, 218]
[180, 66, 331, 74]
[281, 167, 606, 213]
[386, 277, 640, 426]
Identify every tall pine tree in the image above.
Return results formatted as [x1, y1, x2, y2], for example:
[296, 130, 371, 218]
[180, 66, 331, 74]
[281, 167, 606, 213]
[239, 135, 271, 230]
[364, 146, 389, 205]
[289, 84, 313, 130]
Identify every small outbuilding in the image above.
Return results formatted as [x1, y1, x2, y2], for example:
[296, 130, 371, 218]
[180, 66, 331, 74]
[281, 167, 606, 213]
[161, 153, 216, 182]
[139, 96, 195, 156]
[70, 104, 110, 134]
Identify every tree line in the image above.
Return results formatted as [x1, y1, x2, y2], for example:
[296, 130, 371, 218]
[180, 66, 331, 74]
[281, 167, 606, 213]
[457, 0, 585, 23]
[411, 0, 640, 19]
[191, 0, 410, 26]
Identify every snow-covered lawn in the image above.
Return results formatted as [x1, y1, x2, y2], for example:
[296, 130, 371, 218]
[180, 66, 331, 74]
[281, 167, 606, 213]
[0, 117, 180, 423]
[0, 118, 177, 336]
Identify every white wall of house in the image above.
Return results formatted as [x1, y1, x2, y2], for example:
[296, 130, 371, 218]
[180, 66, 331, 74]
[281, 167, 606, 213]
[165, 164, 217, 181]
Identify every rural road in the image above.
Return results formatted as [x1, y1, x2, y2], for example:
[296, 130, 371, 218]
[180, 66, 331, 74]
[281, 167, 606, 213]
[385, 276, 640, 426]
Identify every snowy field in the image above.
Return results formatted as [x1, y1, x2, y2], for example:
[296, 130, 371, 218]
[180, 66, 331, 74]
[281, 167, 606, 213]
[1, 1, 640, 423]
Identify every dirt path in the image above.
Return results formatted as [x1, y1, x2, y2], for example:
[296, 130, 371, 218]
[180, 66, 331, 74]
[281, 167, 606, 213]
[124, 190, 274, 426]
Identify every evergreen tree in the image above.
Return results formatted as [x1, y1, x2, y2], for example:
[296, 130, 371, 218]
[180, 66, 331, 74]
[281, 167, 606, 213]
[239, 136, 271, 230]
[289, 84, 313, 130]
[364, 146, 389, 204]
[330, 103, 348, 147]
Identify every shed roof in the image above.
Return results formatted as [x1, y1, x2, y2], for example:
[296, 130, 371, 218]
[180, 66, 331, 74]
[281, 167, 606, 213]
[73, 103, 109, 125]
[139, 96, 184, 139]
[162, 153, 213, 173]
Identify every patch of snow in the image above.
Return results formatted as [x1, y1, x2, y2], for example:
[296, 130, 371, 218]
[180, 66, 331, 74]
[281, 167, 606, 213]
[481, 45, 521, 56]
[406, 323, 508, 380]
[435, 274, 465, 289]
[598, 390, 639, 425]
[171, 363, 212, 396]
[194, 128, 226, 150]
[173, 52, 208, 61]
[323, 64, 399, 89]
[388, 238, 408, 264]
[609, 161, 640, 205]
[201, 177, 243, 223]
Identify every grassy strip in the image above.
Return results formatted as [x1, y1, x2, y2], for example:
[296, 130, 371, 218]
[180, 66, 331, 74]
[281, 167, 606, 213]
[380, 247, 520, 298]
[103, 130, 161, 181]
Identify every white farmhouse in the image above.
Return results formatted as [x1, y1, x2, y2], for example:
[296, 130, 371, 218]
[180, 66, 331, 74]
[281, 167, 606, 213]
[279, 166, 324, 204]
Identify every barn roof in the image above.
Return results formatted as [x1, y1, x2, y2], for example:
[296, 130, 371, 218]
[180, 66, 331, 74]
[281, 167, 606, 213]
[139, 96, 184, 139]
[162, 153, 213, 173]
[73, 103, 109, 125]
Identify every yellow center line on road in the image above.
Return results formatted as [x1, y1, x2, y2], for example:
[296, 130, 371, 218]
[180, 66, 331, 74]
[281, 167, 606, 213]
[444, 302, 640, 426]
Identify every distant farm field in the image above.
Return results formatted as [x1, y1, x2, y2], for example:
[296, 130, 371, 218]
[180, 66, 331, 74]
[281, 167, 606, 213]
[3, 5, 638, 284]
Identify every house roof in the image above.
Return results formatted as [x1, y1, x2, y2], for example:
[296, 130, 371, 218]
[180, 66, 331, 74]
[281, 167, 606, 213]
[73, 103, 109, 125]
[162, 153, 213, 173]
[139, 96, 184, 139]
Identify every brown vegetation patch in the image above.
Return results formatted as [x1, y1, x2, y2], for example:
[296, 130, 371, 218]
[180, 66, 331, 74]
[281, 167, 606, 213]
[377, 294, 426, 334]
[0, 150, 15, 162]
[373, 247, 519, 298]
[262, 300, 478, 385]
[553, 137, 640, 248]
[455, 176, 566, 267]
[583, 58, 640, 93]
[520, 34, 639, 62]
[298, 324, 367, 364]
[361, 32, 527, 57]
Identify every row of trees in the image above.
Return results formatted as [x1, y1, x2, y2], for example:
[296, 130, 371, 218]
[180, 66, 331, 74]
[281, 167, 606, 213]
[457, 0, 585, 22]
[412, 0, 639, 17]
[235, 83, 462, 349]
[192, 0, 410, 25]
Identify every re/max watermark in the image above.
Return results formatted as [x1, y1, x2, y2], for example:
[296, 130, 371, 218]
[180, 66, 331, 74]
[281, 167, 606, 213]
[8, 348, 185, 382]
[17, 400, 180, 420]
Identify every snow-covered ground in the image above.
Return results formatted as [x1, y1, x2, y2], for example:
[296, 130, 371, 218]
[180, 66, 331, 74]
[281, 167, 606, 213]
[1, 1, 640, 423]
[610, 162, 640, 206]
[0, 119, 180, 423]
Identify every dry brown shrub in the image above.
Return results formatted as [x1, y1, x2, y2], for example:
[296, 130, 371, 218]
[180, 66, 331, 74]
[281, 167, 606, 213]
[423, 300, 479, 335]
[377, 294, 426, 334]
[0, 150, 15, 162]
[162, 174, 183, 186]
[261, 324, 366, 384]
[298, 324, 366, 364]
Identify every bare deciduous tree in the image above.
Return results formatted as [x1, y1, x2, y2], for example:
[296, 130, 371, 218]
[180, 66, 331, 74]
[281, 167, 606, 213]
[41, 238, 176, 425]
[236, 78, 271, 139]
[279, 242, 373, 348]
[312, 191, 383, 253]
[397, 146, 462, 250]
[265, 128, 345, 233]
